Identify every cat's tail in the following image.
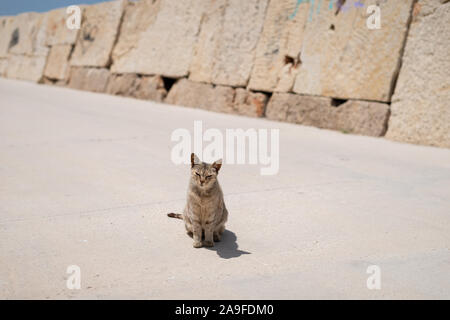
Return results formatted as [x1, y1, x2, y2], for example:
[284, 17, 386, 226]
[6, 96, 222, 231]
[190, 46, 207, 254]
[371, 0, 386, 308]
[167, 213, 183, 220]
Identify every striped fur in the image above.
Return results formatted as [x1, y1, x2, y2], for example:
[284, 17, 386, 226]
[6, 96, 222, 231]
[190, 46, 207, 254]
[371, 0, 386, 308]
[168, 153, 228, 248]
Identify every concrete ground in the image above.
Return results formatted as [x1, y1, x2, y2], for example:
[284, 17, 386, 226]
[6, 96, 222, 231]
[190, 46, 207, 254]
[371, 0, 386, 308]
[0, 78, 449, 299]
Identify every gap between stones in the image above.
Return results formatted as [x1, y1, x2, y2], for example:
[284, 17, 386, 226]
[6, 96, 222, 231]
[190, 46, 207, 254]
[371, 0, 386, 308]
[388, 0, 418, 100]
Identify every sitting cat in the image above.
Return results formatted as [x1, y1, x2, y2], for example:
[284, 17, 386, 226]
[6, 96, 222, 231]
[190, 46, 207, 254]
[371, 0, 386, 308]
[168, 153, 228, 248]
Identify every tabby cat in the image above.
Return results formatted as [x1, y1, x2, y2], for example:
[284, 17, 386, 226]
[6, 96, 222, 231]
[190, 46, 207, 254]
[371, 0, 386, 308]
[168, 153, 228, 248]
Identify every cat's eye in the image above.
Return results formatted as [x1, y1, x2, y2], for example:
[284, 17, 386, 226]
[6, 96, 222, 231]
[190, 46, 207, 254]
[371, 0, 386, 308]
[195, 172, 200, 176]
[206, 175, 212, 179]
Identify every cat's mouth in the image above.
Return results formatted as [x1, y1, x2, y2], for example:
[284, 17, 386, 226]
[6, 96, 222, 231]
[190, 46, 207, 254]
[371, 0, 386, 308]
[198, 181, 209, 188]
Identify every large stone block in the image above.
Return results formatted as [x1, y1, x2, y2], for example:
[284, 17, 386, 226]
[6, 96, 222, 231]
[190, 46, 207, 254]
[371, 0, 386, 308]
[105, 74, 167, 102]
[122, 0, 204, 77]
[0, 16, 15, 58]
[166, 79, 234, 112]
[292, 0, 415, 102]
[0, 58, 7, 76]
[134, 76, 167, 102]
[70, 0, 125, 67]
[266, 93, 389, 136]
[248, 0, 308, 92]
[189, 0, 269, 87]
[44, 44, 72, 80]
[166, 79, 268, 117]
[6, 54, 47, 82]
[7, 12, 49, 57]
[266, 92, 332, 123]
[188, 0, 227, 84]
[1, 12, 50, 83]
[68, 67, 110, 93]
[333, 100, 390, 137]
[386, 0, 450, 148]
[233, 88, 268, 117]
[110, 0, 161, 74]
[44, 7, 80, 46]
[106, 73, 140, 96]
[165, 78, 219, 109]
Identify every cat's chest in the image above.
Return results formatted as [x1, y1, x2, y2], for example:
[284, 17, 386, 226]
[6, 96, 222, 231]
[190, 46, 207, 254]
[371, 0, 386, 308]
[190, 194, 219, 217]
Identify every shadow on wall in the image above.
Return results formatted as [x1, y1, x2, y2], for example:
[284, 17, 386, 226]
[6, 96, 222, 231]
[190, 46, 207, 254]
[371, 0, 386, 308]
[206, 230, 251, 259]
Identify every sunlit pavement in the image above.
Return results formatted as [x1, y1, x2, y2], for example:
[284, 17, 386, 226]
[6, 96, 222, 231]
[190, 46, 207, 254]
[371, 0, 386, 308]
[1, 78, 449, 299]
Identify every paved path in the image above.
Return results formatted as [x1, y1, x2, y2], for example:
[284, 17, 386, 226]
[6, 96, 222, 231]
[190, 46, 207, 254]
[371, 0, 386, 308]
[0, 78, 449, 299]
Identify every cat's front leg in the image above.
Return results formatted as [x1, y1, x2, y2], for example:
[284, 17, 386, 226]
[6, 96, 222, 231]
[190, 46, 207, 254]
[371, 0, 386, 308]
[203, 224, 214, 247]
[192, 220, 203, 248]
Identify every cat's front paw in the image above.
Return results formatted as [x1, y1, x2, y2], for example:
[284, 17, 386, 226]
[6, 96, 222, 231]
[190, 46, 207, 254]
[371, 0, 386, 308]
[193, 241, 202, 248]
[203, 240, 214, 247]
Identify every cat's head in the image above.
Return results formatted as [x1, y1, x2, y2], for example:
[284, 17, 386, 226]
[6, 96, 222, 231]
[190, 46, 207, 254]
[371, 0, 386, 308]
[190, 153, 222, 188]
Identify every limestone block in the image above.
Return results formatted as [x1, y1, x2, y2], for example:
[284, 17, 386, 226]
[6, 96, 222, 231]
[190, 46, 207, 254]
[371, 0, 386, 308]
[248, 0, 308, 92]
[134, 76, 167, 102]
[188, 0, 226, 84]
[292, 0, 415, 102]
[266, 93, 332, 124]
[3, 13, 49, 82]
[44, 44, 72, 80]
[386, 0, 450, 148]
[233, 88, 268, 117]
[45, 7, 80, 46]
[334, 100, 390, 137]
[110, 0, 161, 73]
[6, 54, 47, 82]
[166, 79, 268, 117]
[207, 85, 236, 114]
[125, 0, 204, 77]
[106, 73, 139, 96]
[68, 67, 110, 93]
[7, 12, 49, 57]
[0, 58, 7, 76]
[70, 0, 125, 67]
[266, 93, 389, 136]
[0, 16, 15, 58]
[165, 79, 235, 113]
[189, 0, 269, 87]
[105, 73, 167, 101]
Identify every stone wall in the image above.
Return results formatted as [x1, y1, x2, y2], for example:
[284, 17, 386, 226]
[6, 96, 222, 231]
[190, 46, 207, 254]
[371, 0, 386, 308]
[0, 0, 448, 147]
[385, 0, 450, 148]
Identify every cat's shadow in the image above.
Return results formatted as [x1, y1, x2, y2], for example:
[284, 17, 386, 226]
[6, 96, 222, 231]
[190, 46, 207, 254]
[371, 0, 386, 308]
[205, 230, 251, 259]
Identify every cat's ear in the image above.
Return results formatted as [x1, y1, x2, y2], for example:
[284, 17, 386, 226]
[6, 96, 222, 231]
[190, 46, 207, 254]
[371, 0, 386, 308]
[191, 153, 200, 168]
[212, 159, 222, 173]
